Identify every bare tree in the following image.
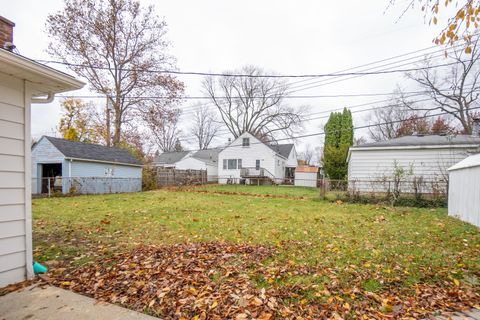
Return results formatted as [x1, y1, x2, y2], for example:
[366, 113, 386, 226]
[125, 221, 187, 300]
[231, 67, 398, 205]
[406, 37, 480, 134]
[190, 104, 221, 149]
[202, 65, 306, 140]
[299, 145, 315, 165]
[368, 93, 413, 141]
[142, 106, 182, 152]
[47, 0, 184, 146]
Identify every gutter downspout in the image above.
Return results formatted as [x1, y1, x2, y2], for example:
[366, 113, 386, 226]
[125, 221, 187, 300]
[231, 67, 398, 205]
[31, 92, 55, 104]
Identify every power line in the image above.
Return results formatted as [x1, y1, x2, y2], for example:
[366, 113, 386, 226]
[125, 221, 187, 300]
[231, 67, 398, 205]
[36, 59, 463, 79]
[174, 106, 480, 153]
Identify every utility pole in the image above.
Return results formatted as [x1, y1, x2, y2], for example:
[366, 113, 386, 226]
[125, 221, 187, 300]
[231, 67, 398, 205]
[106, 96, 111, 147]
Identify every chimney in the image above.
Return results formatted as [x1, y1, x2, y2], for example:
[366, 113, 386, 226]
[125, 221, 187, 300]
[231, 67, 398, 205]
[472, 118, 480, 137]
[0, 16, 15, 52]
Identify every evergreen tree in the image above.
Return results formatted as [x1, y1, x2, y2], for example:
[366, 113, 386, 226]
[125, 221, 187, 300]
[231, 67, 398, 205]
[323, 108, 353, 180]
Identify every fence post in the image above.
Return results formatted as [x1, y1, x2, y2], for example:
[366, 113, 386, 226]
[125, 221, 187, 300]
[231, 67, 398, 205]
[319, 178, 326, 200]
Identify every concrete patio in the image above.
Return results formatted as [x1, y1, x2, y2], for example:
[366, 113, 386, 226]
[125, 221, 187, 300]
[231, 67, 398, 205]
[0, 285, 158, 320]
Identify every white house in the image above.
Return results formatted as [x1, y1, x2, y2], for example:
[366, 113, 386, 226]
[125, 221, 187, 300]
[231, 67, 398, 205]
[32, 136, 142, 195]
[218, 132, 297, 184]
[448, 153, 480, 227]
[347, 134, 480, 194]
[0, 16, 84, 287]
[153, 151, 190, 168]
[174, 149, 221, 181]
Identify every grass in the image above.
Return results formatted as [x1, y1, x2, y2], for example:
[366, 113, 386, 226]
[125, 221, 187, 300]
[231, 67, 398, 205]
[32, 185, 480, 314]
[191, 183, 322, 199]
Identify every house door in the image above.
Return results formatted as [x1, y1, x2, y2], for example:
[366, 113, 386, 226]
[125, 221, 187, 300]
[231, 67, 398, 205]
[255, 160, 260, 170]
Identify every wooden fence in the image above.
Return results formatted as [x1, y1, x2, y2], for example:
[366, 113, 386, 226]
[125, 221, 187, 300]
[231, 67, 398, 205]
[155, 168, 208, 187]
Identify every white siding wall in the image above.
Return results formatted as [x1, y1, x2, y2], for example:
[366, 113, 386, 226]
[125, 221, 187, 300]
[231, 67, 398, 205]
[175, 157, 218, 181]
[175, 157, 206, 171]
[31, 137, 65, 194]
[448, 165, 480, 227]
[273, 154, 286, 181]
[286, 146, 297, 167]
[295, 172, 317, 187]
[0, 73, 31, 287]
[348, 147, 475, 193]
[218, 133, 279, 184]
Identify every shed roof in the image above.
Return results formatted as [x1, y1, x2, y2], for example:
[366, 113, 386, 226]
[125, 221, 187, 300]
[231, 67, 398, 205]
[352, 135, 480, 149]
[153, 151, 190, 165]
[448, 153, 480, 171]
[295, 165, 319, 173]
[43, 136, 141, 165]
[268, 144, 294, 158]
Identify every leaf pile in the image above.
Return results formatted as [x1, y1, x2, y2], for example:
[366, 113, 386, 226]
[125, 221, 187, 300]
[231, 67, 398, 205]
[47, 242, 480, 319]
[175, 187, 306, 200]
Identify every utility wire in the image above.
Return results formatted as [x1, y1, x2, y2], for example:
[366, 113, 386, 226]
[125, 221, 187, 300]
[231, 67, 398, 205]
[172, 106, 480, 152]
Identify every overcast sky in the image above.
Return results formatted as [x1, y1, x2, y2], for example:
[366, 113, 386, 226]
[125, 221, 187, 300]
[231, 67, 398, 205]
[3, 0, 453, 152]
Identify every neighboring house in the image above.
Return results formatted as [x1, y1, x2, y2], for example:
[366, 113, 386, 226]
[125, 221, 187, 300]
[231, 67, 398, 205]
[0, 16, 84, 287]
[175, 149, 221, 181]
[153, 151, 190, 168]
[218, 132, 297, 184]
[295, 166, 319, 188]
[32, 136, 142, 194]
[448, 153, 480, 228]
[347, 134, 480, 194]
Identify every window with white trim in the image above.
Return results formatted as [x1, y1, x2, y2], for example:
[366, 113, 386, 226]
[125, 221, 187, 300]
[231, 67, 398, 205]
[224, 159, 242, 170]
[242, 138, 250, 146]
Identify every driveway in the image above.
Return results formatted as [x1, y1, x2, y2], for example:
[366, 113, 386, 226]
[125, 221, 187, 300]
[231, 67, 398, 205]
[0, 285, 158, 320]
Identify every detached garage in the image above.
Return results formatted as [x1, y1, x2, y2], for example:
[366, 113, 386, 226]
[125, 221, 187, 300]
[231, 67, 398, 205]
[0, 16, 84, 287]
[448, 153, 480, 228]
[32, 136, 142, 195]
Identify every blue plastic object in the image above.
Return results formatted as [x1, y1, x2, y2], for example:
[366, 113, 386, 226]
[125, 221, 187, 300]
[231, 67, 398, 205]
[33, 261, 48, 274]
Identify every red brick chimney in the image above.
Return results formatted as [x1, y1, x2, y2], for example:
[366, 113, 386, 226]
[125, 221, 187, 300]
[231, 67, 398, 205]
[0, 16, 15, 51]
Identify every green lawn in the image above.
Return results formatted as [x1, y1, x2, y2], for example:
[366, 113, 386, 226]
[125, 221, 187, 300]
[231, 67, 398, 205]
[191, 184, 321, 199]
[32, 186, 480, 319]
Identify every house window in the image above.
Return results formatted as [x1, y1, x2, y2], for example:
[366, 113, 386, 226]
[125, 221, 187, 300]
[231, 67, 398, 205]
[225, 159, 242, 170]
[255, 159, 260, 170]
[104, 168, 114, 176]
[227, 159, 237, 169]
[242, 138, 250, 147]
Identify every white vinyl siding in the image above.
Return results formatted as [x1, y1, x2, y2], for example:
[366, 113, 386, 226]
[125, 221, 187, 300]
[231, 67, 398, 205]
[0, 73, 29, 287]
[348, 147, 477, 193]
[218, 132, 286, 184]
[448, 157, 480, 227]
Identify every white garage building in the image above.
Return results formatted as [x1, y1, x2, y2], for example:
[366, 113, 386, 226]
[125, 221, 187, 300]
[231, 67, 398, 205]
[0, 17, 84, 287]
[448, 153, 480, 228]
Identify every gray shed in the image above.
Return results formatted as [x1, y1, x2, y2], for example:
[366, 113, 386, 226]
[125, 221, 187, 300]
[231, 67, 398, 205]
[32, 136, 142, 195]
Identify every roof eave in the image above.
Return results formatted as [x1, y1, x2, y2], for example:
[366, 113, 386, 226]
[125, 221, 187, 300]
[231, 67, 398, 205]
[0, 49, 85, 94]
[65, 157, 142, 167]
[350, 144, 480, 151]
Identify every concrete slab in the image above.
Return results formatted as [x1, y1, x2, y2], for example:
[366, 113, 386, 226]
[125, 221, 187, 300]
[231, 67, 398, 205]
[0, 285, 158, 320]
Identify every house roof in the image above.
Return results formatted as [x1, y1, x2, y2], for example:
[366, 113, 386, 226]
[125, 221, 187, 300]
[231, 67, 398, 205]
[191, 148, 221, 164]
[0, 49, 84, 96]
[352, 134, 480, 149]
[448, 153, 480, 171]
[43, 136, 141, 166]
[268, 144, 294, 158]
[153, 151, 190, 165]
